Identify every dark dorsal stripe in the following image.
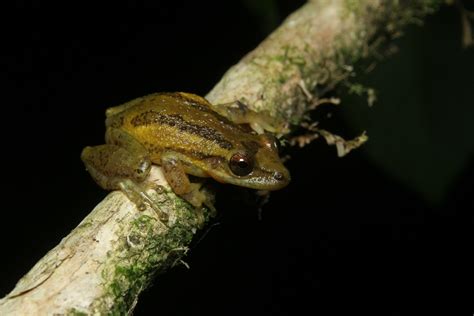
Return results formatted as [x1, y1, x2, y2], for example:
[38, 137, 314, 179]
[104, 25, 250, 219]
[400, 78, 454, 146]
[160, 92, 245, 133]
[130, 111, 234, 150]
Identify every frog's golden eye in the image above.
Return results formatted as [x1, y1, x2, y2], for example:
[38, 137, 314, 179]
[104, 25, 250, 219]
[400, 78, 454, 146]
[229, 152, 254, 176]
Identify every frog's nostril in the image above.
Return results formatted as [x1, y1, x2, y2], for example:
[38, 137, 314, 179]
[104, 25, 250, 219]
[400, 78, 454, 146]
[273, 171, 284, 181]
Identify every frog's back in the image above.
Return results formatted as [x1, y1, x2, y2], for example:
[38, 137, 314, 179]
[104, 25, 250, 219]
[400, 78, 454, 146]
[105, 92, 252, 160]
[106, 92, 245, 134]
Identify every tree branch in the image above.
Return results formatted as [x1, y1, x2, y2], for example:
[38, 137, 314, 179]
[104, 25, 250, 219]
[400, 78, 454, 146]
[0, 0, 440, 314]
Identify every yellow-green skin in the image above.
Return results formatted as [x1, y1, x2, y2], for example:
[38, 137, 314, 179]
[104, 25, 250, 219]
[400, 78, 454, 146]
[81, 92, 290, 207]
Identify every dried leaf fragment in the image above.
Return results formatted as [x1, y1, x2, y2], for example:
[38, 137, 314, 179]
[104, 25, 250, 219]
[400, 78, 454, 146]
[316, 129, 368, 157]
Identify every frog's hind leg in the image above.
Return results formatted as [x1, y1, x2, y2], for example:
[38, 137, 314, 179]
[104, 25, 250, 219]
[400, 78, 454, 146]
[82, 128, 151, 186]
[81, 144, 150, 189]
[81, 128, 165, 218]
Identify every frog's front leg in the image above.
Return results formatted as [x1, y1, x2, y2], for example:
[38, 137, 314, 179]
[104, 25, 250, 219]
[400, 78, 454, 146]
[81, 128, 165, 219]
[160, 151, 214, 213]
[211, 100, 285, 134]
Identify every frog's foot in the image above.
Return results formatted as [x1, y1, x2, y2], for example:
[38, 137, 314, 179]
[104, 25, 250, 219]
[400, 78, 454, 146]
[180, 183, 216, 224]
[212, 100, 287, 135]
[180, 183, 206, 208]
[118, 179, 169, 223]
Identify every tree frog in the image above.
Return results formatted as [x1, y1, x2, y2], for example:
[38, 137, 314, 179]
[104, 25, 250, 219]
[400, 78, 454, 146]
[81, 92, 290, 213]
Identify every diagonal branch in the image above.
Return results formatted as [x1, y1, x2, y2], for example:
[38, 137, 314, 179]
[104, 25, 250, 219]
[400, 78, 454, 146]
[0, 1, 441, 314]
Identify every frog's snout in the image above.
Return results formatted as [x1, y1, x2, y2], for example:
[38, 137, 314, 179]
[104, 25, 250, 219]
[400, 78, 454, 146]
[273, 171, 285, 181]
[272, 169, 291, 188]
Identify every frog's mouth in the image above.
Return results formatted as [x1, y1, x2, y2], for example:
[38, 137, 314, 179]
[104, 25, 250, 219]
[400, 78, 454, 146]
[207, 165, 290, 191]
[245, 166, 291, 190]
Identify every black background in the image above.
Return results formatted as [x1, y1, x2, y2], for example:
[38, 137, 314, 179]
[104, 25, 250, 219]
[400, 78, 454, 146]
[1, 2, 473, 315]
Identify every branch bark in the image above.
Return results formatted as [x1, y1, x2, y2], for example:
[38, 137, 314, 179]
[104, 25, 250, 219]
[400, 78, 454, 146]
[0, 0, 441, 314]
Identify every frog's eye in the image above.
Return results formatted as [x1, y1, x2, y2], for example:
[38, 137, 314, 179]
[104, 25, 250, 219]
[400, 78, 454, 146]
[229, 152, 254, 176]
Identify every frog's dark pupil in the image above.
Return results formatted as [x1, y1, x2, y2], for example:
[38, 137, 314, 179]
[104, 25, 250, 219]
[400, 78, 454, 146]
[238, 160, 248, 168]
[229, 153, 254, 176]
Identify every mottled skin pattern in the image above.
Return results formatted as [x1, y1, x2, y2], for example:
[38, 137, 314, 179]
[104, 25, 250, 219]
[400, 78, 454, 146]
[82, 92, 290, 209]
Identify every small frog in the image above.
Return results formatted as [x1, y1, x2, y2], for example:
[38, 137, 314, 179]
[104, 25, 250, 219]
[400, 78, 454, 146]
[81, 92, 290, 213]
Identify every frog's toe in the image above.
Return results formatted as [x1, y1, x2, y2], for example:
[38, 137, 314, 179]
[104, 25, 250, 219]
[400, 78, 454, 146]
[119, 179, 169, 223]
